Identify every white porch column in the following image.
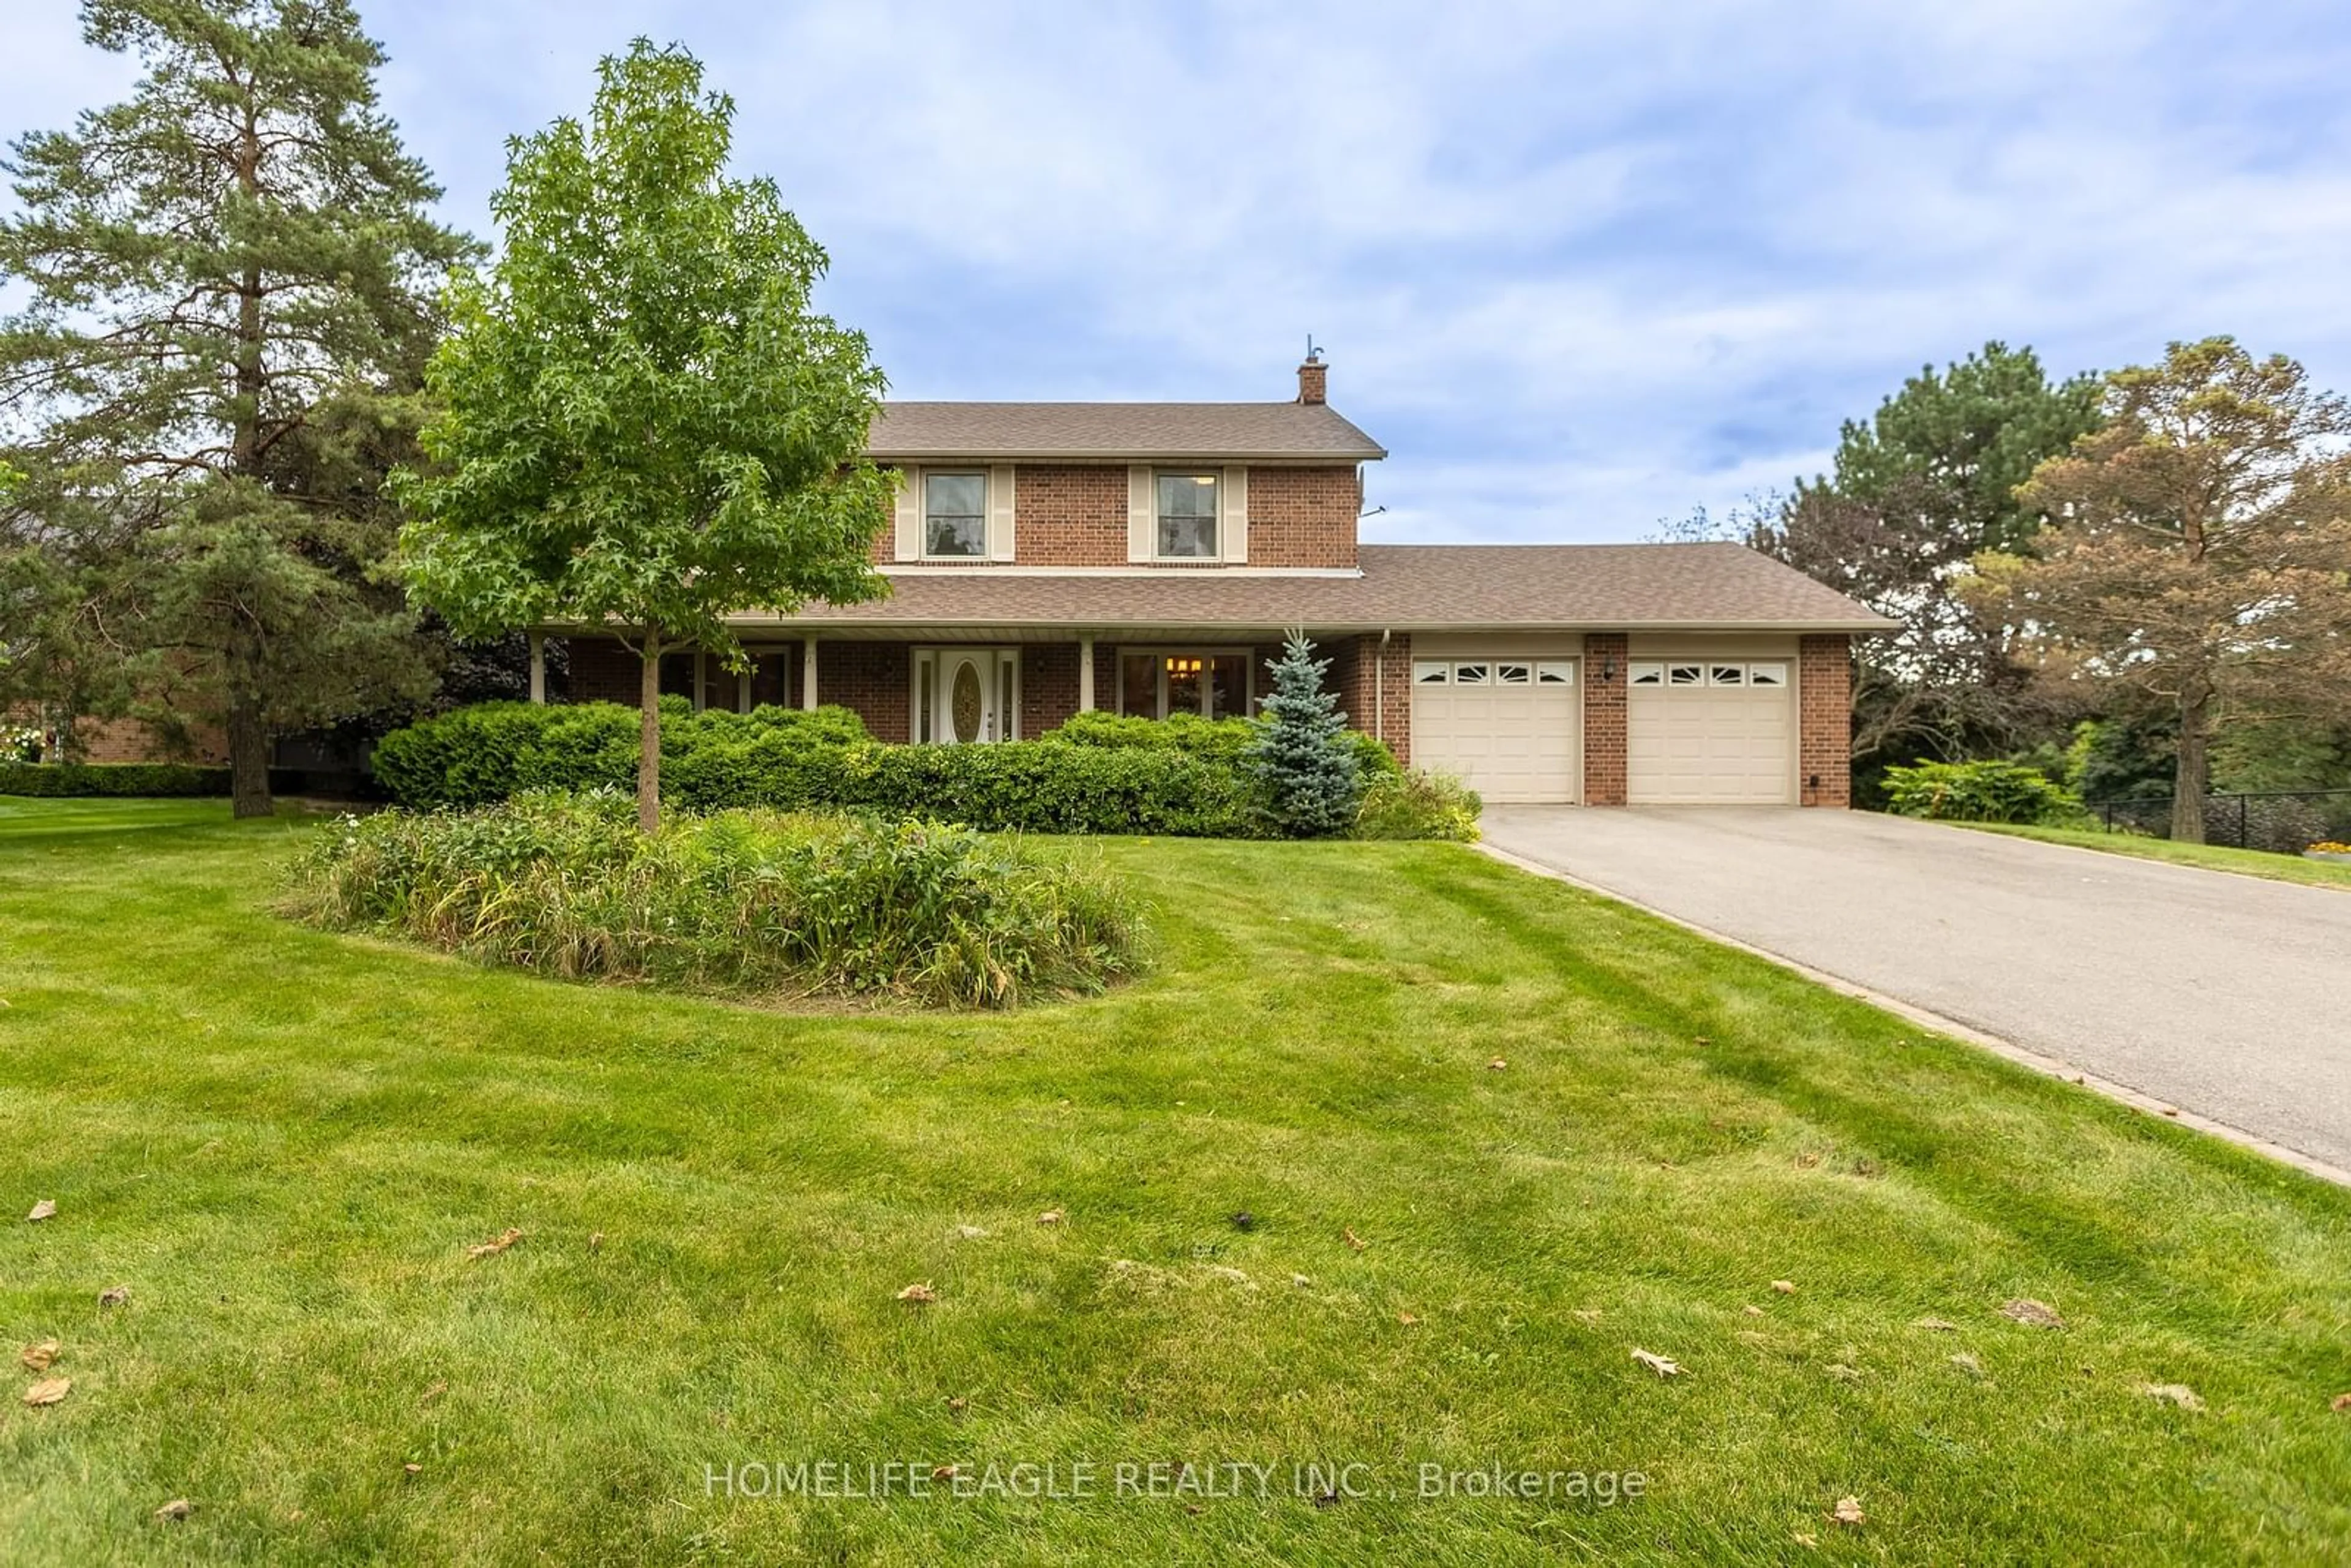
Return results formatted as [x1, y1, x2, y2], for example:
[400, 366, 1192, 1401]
[1078, 636, 1096, 711]
[801, 637, 819, 711]
[527, 631, 546, 703]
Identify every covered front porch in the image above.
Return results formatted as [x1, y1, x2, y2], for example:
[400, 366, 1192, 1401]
[527, 629, 1412, 757]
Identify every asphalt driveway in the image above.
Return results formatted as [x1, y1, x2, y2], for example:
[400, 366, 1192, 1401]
[1482, 806, 2351, 1175]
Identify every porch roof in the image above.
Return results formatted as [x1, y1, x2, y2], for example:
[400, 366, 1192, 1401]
[712, 544, 1895, 637]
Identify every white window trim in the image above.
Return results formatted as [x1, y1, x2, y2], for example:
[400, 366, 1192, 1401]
[1152, 471, 1222, 561]
[920, 468, 991, 562]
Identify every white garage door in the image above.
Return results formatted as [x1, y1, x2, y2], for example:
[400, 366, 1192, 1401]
[1627, 658, 1793, 805]
[1410, 658, 1580, 804]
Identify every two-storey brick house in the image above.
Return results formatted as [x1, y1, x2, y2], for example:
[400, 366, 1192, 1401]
[550, 358, 1891, 806]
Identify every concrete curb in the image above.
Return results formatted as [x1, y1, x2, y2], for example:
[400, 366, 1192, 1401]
[1474, 839, 2351, 1191]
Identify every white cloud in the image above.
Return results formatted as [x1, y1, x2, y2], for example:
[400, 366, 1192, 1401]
[9, 0, 2351, 541]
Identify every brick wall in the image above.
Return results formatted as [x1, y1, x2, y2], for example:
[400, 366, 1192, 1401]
[1244, 467, 1359, 568]
[1581, 632, 1629, 806]
[1021, 642, 1081, 737]
[1798, 633, 1853, 808]
[1326, 632, 1413, 765]
[817, 640, 910, 742]
[876, 463, 1359, 569]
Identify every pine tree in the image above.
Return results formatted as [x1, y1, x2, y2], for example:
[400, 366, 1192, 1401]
[1248, 631, 1362, 838]
[0, 0, 474, 814]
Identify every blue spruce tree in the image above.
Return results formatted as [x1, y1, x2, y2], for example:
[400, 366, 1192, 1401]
[1250, 631, 1363, 837]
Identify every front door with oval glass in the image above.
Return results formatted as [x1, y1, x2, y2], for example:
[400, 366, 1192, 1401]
[912, 648, 1021, 745]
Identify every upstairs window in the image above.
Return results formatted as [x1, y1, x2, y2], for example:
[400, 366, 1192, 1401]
[1156, 473, 1220, 558]
[923, 472, 986, 558]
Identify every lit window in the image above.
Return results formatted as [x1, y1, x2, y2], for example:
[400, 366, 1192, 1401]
[1628, 662, 1664, 686]
[1156, 473, 1219, 558]
[1535, 661, 1575, 685]
[1116, 648, 1252, 718]
[1710, 664, 1745, 686]
[923, 472, 986, 557]
[1496, 663, 1531, 685]
[1749, 662, 1788, 688]
[1668, 664, 1704, 687]
[1413, 660, 1449, 684]
[1453, 663, 1490, 685]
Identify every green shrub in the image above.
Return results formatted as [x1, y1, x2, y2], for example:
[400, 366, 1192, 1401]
[1882, 759, 2079, 824]
[0, 762, 231, 798]
[283, 790, 1150, 1008]
[371, 700, 869, 809]
[1043, 710, 1254, 757]
[669, 736, 1268, 837]
[1352, 769, 1482, 841]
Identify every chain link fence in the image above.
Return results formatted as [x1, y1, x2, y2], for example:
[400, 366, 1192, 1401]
[2087, 790, 2351, 855]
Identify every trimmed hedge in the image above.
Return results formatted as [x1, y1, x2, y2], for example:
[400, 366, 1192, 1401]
[0, 762, 231, 798]
[668, 734, 1265, 836]
[370, 700, 869, 811]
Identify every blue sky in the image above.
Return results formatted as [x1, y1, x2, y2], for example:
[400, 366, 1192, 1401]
[10, 1, 2351, 542]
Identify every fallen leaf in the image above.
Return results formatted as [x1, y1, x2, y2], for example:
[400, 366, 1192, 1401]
[1631, 1348, 1681, 1377]
[1037, 1209, 1063, 1226]
[2000, 1298, 2064, 1329]
[896, 1283, 937, 1304]
[1914, 1316, 1959, 1332]
[2332, 1392, 2351, 1413]
[1572, 1307, 1603, 1322]
[1397, 1311, 1420, 1326]
[1743, 1304, 1764, 1317]
[465, 1228, 522, 1259]
[403, 1463, 422, 1477]
[932, 1464, 958, 1480]
[1828, 1363, 1861, 1382]
[154, 1499, 193, 1523]
[22, 1377, 70, 1408]
[26, 1199, 56, 1223]
[1795, 1152, 1822, 1169]
[419, 1379, 448, 1406]
[1342, 1228, 1366, 1251]
[2160, 1106, 2180, 1118]
[589, 1232, 604, 1251]
[1486, 1057, 1507, 1071]
[955, 1225, 989, 1240]
[1793, 1531, 1819, 1548]
[1292, 1274, 1313, 1288]
[1693, 1035, 1711, 1046]
[1771, 1280, 1796, 1295]
[1831, 1495, 1865, 1527]
[1951, 1352, 1983, 1377]
[21, 1340, 59, 1372]
[99, 1285, 130, 1309]
[946, 1397, 967, 1413]
[2143, 1382, 2204, 1411]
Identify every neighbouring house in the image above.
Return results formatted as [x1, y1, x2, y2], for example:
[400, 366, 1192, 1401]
[542, 356, 1895, 806]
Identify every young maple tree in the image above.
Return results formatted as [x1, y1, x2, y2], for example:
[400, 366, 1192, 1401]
[1967, 339, 2351, 841]
[396, 40, 891, 831]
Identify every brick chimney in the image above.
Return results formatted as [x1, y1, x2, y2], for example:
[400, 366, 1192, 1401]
[1297, 352, 1327, 405]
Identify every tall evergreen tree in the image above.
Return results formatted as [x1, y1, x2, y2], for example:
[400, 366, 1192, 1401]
[1750, 343, 2103, 781]
[1248, 631, 1362, 838]
[0, 0, 473, 814]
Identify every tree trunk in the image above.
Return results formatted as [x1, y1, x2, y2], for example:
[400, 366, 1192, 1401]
[226, 692, 272, 820]
[2171, 686, 2211, 844]
[638, 631, 662, 834]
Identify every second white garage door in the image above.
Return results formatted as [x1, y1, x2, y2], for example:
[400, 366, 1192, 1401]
[1627, 658, 1794, 804]
[1411, 658, 1580, 804]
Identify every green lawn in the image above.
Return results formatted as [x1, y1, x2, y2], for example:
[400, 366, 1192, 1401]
[1958, 820, 2351, 891]
[3, 801, 2348, 1564]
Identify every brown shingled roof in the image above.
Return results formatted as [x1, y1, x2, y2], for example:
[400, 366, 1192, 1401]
[728, 544, 1894, 635]
[865, 401, 1387, 461]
